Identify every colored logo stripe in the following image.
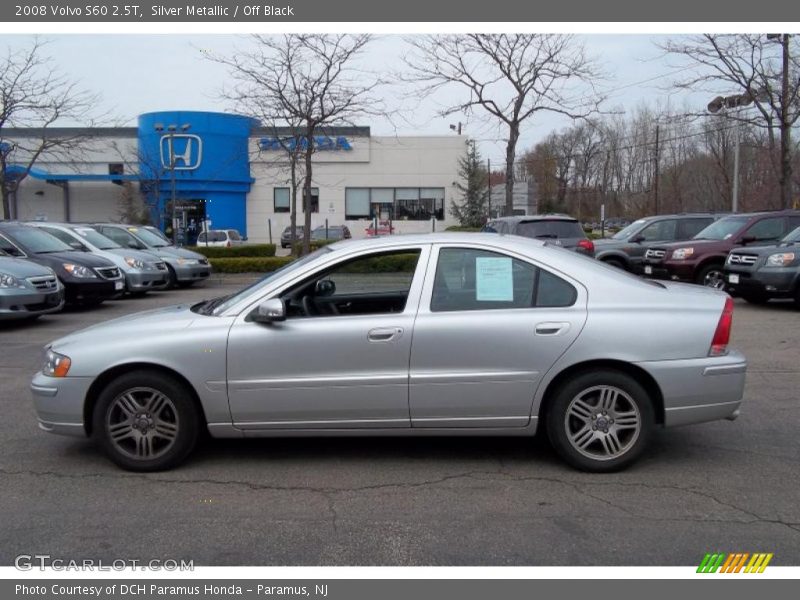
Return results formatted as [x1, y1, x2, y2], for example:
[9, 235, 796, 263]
[698, 552, 773, 573]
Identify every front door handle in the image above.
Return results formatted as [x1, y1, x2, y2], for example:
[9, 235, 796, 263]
[535, 322, 570, 336]
[368, 327, 404, 342]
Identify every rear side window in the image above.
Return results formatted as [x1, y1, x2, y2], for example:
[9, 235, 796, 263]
[677, 218, 713, 239]
[430, 248, 576, 312]
[514, 220, 583, 239]
[228, 230, 241, 241]
[639, 219, 676, 242]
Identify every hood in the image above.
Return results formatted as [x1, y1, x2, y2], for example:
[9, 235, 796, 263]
[651, 238, 727, 251]
[50, 303, 199, 350]
[30, 250, 118, 269]
[105, 248, 163, 263]
[152, 245, 205, 260]
[729, 240, 799, 256]
[0, 256, 56, 278]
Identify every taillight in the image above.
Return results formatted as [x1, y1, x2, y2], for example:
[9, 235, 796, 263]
[709, 296, 734, 356]
[578, 239, 594, 253]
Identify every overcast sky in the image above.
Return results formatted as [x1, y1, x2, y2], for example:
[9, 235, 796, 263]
[3, 34, 709, 165]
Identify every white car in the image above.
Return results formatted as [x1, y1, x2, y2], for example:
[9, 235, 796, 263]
[197, 229, 243, 248]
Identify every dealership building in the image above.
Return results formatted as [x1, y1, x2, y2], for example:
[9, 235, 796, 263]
[2, 111, 474, 243]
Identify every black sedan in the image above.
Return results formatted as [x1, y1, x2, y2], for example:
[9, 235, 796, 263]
[0, 223, 124, 306]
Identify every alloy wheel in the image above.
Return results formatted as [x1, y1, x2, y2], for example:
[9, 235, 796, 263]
[105, 387, 180, 460]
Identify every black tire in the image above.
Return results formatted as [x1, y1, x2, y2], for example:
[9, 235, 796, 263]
[177, 281, 196, 288]
[165, 265, 178, 289]
[602, 258, 626, 271]
[794, 286, 800, 310]
[546, 369, 654, 472]
[741, 292, 769, 305]
[696, 263, 726, 289]
[92, 370, 200, 471]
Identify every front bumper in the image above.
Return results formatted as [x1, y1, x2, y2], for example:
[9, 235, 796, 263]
[64, 278, 123, 303]
[642, 260, 696, 282]
[725, 266, 798, 297]
[125, 270, 168, 292]
[31, 371, 93, 437]
[0, 287, 64, 320]
[636, 350, 747, 427]
[171, 262, 212, 283]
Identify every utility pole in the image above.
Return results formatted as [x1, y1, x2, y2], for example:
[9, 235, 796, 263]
[780, 34, 792, 210]
[653, 124, 660, 214]
[486, 158, 492, 220]
[732, 121, 741, 213]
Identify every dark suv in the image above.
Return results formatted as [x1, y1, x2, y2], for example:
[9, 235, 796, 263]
[724, 225, 800, 306]
[593, 213, 719, 272]
[643, 211, 800, 288]
[482, 215, 595, 256]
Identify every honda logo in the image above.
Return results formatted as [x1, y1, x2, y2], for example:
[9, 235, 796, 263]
[160, 134, 203, 170]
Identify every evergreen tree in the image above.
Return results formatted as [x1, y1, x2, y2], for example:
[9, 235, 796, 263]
[450, 141, 489, 228]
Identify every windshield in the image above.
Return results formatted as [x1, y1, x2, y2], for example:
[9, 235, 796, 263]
[5, 226, 72, 253]
[128, 227, 169, 247]
[207, 247, 333, 315]
[145, 226, 171, 243]
[694, 216, 749, 241]
[612, 219, 646, 240]
[72, 227, 121, 250]
[782, 226, 800, 243]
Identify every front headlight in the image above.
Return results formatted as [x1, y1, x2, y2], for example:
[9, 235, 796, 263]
[62, 263, 97, 278]
[0, 272, 24, 289]
[765, 252, 796, 267]
[124, 257, 145, 269]
[43, 349, 71, 377]
[176, 258, 198, 265]
[672, 247, 694, 260]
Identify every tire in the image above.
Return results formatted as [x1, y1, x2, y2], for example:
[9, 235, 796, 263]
[92, 370, 200, 471]
[696, 263, 726, 289]
[794, 286, 800, 310]
[177, 281, 196, 288]
[546, 369, 654, 472]
[741, 292, 769, 305]
[165, 265, 178, 289]
[603, 258, 626, 271]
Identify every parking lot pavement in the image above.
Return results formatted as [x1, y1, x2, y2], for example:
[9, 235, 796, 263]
[1, 282, 798, 566]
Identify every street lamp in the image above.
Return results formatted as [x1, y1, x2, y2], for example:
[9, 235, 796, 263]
[155, 122, 191, 245]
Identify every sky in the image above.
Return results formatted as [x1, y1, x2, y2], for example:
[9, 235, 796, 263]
[2, 34, 710, 166]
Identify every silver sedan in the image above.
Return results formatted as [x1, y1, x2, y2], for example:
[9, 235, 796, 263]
[30, 233, 747, 472]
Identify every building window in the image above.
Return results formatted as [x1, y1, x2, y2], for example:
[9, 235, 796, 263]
[344, 187, 446, 221]
[274, 188, 290, 213]
[303, 187, 320, 214]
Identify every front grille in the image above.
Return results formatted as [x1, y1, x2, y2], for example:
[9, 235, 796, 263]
[728, 253, 758, 266]
[95, 267, 121, 280]
[27, 276, 58, 291]
[646, 249, 666, 259]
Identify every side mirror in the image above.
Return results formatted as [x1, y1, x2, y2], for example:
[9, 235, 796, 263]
[315, 279, 336, 296]
[631, 235, 646, 244]
[128, 241, 140, 249]
[251, 298, 286, 323]
[69, 241, 87, 251]
[740, 235, 756, 245]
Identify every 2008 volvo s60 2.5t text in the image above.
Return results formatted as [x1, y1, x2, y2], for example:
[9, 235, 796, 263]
[31, 233, 747, 472]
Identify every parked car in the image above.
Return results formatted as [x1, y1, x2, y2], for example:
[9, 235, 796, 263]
[28, 222, 168, 294]
[31, 233, 745, 473]
[643, 211, 800, 287]
[197, 229, 243, 248]
[90, 224, 211, 288]
[0, 223, 123, 306]
[280, 225, 305, 249]
[724, 225, 800, 306]
[594, 213, 719, 272]
[482, 215, 595, 256]
[311, 225, 351, 242]
[0, 249, 64, 321]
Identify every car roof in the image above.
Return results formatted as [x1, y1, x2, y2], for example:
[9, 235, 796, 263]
[326, 232, 547, 252]
[488, 214, 577, 223]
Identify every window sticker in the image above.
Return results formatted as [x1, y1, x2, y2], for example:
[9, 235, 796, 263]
[475, 257, 514, 301]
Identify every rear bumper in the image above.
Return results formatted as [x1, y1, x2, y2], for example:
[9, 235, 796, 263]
[0, 288, 64, 319]
[30, 371, 92, 437]
[635, 350, 747, 427]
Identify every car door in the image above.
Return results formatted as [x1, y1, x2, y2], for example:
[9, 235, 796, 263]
[408, 244, 587, 428]
[225, 245, 431, 430]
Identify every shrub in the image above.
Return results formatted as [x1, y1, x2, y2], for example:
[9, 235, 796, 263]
[208, 256, 294, 273]
[291, 239, 335, 254]
[187, 244, 276, 258]
[338, 253, 420, 274]
[445, 225, 482, 232]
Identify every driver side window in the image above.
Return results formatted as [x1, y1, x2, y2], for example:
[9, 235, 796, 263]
[281, 249, 422, 318]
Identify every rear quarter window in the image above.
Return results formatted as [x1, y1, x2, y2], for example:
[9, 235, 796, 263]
[514, 220, 584, 239]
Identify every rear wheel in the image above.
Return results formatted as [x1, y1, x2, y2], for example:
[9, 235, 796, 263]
[546, 370, 654, 472]
[92, 370, 199, 471]
[696, 264, 726, 289]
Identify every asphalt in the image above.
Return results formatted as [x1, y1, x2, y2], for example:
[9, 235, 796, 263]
[0, 279, 798, 566]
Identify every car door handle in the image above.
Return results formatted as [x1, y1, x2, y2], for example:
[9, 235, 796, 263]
[368, 327, 404, 342]
[535, 322, 570, 336]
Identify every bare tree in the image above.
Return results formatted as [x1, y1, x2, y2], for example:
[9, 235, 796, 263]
[403, 34, 603, 216]
[206, 34, 383, 254]
[660, 34, 800, 208]
[0, 37, 103, 219]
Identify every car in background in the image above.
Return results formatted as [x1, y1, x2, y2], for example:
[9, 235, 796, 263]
[311, 225, 351, 242]
[643, 211, 800, 288]
[0, 248, 64, 321]
[724, 225, 800, 306]
[280, 225, 305, 249]
[90, 224, 211, 288]
[594, 213, 718, 272]
[0, 223, 123, 306]
[482, 215, 595, 256]
[31, 233, 746, 473]
[196, 229, 243, 248]
[28, 222, 168, 294]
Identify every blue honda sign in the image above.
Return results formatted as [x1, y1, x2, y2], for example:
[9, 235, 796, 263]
[258, 135, 353, 152]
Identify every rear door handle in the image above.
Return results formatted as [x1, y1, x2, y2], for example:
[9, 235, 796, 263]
[535, 322, 570, 336]
[368, 327, 404, 342]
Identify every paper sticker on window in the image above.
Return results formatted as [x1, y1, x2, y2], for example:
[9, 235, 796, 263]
[475, 257, 514, 301]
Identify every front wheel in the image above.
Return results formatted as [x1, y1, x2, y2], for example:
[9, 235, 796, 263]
[696, 264, 726, 289]
[546, 370, 654, 472]
[93, 370, 199, 471]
